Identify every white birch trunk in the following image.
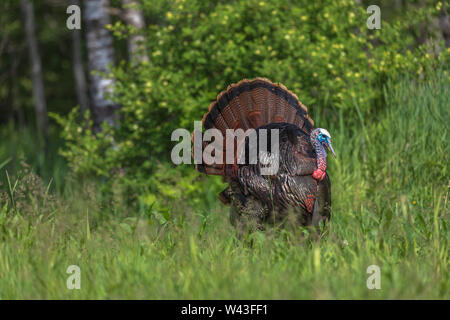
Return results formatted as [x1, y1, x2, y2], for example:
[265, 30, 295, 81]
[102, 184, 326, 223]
[122, 0, 149, 64]
[83, 0, 119, 131]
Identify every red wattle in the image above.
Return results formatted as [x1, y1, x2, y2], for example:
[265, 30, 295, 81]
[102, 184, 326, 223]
[312, 169, 325, 181]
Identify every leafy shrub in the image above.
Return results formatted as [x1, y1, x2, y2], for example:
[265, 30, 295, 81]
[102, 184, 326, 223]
[55, 0, 449, 209]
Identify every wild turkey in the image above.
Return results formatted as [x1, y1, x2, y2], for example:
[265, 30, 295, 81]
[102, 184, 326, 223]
[192, 78, 335, 233]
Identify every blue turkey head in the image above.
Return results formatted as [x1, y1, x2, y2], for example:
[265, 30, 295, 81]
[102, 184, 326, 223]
[315, 128, 336, 158]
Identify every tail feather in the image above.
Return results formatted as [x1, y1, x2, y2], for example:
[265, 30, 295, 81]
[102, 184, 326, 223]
[193, 77, 314, 176]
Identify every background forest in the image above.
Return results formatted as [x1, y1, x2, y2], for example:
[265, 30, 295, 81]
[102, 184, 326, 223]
[0, 0, 448, 299]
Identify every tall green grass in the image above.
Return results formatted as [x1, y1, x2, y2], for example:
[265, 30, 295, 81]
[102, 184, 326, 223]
[0, 72, 448, 299]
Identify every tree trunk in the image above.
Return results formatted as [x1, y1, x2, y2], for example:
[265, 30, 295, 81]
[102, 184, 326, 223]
[71, 0, 89, 116]
[83, 0, 119, 132]
[20, 0, 47, 137]
[122, 0, 149, 64]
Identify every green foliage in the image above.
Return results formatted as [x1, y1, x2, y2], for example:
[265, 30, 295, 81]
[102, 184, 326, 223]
[56, 0, 448, 207]
[51, 109, 116, 178]
[0, 73, 448, 298]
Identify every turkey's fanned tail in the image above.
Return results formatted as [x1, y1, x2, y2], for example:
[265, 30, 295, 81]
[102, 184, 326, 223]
[192, 78, 314, 177]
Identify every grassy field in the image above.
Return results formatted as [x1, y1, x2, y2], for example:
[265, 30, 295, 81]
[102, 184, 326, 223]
[0, 73, 448, 299]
